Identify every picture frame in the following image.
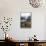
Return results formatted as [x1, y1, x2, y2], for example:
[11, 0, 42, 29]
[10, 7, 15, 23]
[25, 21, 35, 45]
[20, 12, 32, 28]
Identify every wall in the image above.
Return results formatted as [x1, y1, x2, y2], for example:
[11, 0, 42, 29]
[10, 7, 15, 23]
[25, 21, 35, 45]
[0, 0, 46, 40]
[44, 16, 46, 40]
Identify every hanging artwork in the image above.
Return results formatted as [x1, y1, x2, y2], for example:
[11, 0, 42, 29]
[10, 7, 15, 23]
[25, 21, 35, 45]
[20, 12, 32, 28]
[29, 0, 44, 8]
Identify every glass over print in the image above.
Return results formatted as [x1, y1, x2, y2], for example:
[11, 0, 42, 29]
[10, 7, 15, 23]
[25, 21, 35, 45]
[20, 12, 32, 28]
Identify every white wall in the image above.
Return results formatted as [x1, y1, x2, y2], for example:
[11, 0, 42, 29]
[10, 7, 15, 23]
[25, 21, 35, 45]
[0, 0, 46, 40]
[44, 16, 46, 40]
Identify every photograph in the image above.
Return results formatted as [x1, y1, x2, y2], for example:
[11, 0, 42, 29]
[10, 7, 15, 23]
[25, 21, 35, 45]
[20, 12, 32, 28]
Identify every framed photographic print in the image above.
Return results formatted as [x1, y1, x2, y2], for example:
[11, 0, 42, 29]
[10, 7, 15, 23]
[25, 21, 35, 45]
[20, 12, 32, 28]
